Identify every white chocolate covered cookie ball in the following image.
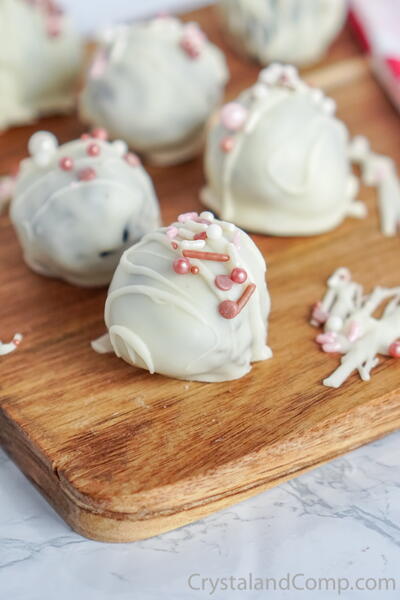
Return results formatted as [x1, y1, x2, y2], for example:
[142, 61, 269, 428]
[94, 211, 272, 382]
[79, 17, 229, 166]
[0, 0, 83, 131]
[202, 65, 365, 237]
[217, 0, 347, 67]
[10, 130, 160, 287]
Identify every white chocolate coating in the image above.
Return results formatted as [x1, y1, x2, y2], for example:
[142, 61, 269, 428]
[95, 212, 271, 382]
[218, 0, 347, 67]
[10, 131, 160, 287]
[0, 0, 83, 131]
[311, 268, 400, 388]
[202, 65, 365, 236]
[79, 18, 229, 166]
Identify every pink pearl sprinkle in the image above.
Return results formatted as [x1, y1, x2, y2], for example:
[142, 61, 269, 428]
[316, 332, 337, 345]
[91, 128, 108, 141]
[230, 267, 247, 284]
[78, 167, 97, 182]
[389, 341, 400, 358]
[125, 152, 141, 167]
[87, 143, 101, 157]
[59, 156, 74, 171]
[173, 257, 191, 275]
[220, 102, 248, 131]
[80, 133, 91, 140]
[215, 274, 233, 291]
[219, 300, 239, 319]
[178, 212, 198, 223]
[180, 24, 206, 59]
[220, 136, 235, 153]
[166, 226, 178, 239]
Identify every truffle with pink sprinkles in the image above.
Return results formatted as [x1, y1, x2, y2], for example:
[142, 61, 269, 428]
[311, 268, 400, 388]
[93, 212, 271, 382]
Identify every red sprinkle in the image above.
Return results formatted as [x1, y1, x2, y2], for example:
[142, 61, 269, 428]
[87, 143, 101, 157]
[59, 156, 74, 171]
[194, 231, 207, 240]
[191, 266, 199, 275]
[215, 274, 233, 291]
[171, 242, 178, 250]
[78, 167, 97, 182]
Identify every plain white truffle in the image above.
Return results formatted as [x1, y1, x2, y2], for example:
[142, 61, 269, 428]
[10, 131, 160, 287]
[217, 0, 347, 66]
[79, 17, 229, 166]
[0, 0, 83, 131]
[95, 212, 271, 382]
[202, 65, 365, 236]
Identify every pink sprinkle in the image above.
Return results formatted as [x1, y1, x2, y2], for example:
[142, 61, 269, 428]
[180, 23, 206, 59]
[347, 320, 362, 343]
[78, 167, 97, 182]
[125, 152, 141, 167]
[215, 274, 233, 291]
[91, 128, 108, 141]
[194, 217, 212, 225]
[230, 267, 247, 284]
[173, 257, 191, 275]
[178, 212, 198, 223]
[389, 341, 400, 358]
[194, 231, 207, 240]
[220, 103, 248, 131]
[220, 136, 235, 153]
[171, 242, 179, 250]
[166, 226, 178, 239]
[218, 300, 239, 319]
[89, 50, 108, 79]
[87, 143, 101, 157]
[316, 332, 337, 345]
[322, 342, 342, 354]
[59, 156, 74, 171]
[233, 230, 241, 248]
[311, 302, 329, 325]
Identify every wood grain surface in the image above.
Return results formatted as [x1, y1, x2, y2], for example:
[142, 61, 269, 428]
[1, 7, 400, 542]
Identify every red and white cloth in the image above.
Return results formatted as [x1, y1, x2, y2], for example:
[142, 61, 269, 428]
[349, 0, 400, 111]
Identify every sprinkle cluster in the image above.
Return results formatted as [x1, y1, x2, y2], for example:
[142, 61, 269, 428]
[28, 129, 141, 182]
[166, 212, 256, 320]
[218, 63, 337, 154]
[25, 0, 64, 37]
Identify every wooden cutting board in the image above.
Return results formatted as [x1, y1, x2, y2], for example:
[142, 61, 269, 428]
[1, 8, 400, 543]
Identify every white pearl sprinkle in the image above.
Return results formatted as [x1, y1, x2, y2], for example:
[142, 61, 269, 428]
[200, 211, 214, 221]
[112, 140, 128, 156]
[206, 224, 223, 239]
[322, 97, 336, 116]
[326, 315, 343, 332]
[28, 131, 58, 158]
[311, 88, 324, 104]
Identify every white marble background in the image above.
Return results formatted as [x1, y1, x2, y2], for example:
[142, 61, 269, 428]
[1, 432, 400, 600]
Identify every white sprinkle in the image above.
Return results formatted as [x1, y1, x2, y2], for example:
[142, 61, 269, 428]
[206, 224, 223, 239]
[200, 211, 214, 221]
[181, 239, 206, 250]
[112, 140, 128, 156]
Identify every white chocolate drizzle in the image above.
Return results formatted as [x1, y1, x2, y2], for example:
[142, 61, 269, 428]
[94, 212, 271, 382]
[311, 268, 400, 388]
[0, 333, 23, 356]
[349, 136, 400, 237]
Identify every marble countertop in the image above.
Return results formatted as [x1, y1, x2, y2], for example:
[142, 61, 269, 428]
[1, 433, 400, 600]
